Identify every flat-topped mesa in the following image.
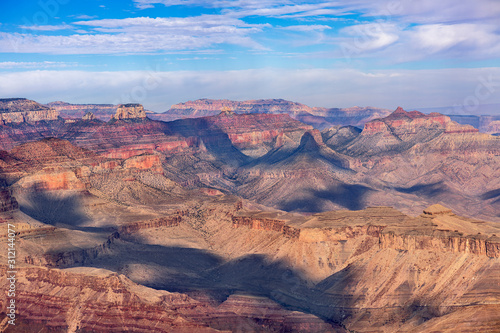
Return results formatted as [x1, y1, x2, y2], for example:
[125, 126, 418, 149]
[362, 106, 479, 136]
[169, 98, 315, 117]
[0, 98, 59, 124]
[422, 204, 453, 216]
[113, 103, 146, 120]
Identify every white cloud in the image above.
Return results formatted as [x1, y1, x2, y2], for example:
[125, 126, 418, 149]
[18, 24, 73, 31]
[73, 15, 98, 20]
[0, 61, 77, 69]
[133, 0, 347, 18]
[411, 24, 500, 56]
[1, 68, 498, 112]
[335, 21, 500, 62]
[341, 0, 500, 24]
[339, 22, 399, 52]
[280, 24, 332, 32]
[0, 15, 269, 54]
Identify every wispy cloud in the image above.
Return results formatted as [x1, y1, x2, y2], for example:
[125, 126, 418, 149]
[0, 15, 269, 54]
[336, 22, 500, 62]
[0, 61, 77, 69]
[72, 14, 98, 20]
[280, 24, 332, 32]
[18, 24, 73, 31]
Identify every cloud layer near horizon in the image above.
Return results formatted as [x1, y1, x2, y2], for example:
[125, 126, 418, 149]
[2, 67, 498, 113]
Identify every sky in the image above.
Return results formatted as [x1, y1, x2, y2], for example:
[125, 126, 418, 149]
[0, 0, 499, 113]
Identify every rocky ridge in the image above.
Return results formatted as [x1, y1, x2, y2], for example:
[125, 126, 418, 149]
[151, 98, 391, 129]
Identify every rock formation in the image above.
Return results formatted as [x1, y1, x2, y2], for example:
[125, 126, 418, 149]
[47, 101, 117, 121]
[113, 103, 147, 120]
[82, 111, 96, 121]
[0, 98, 59, 124]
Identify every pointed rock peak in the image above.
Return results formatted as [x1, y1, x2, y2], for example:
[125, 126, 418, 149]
[299, 130, 324, 150]
[384, 106, 414, 120]
[394, 106, 406, 114]
[423, 204, 453, 216]
[82, 111, 96, 121]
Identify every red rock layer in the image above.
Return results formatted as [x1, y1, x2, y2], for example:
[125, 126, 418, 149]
[118, 216, 182, 235]
[232, 216, 301, 239]
[363, 106, 478, 136]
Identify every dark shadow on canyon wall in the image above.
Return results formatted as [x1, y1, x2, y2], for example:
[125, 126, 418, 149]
[280, 184, 373, 212]
[393, 181, 449, 198]
[74, 236, 354, 329]
[19, 188, 90, 228]
[167, 117, 252, 167]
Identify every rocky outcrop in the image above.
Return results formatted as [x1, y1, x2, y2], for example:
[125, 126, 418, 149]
[123, 154, 163, 173]
[82, 111, 96, 121]
[0, 187, 18, 212]
[379, 230, 500, 258]
[0, 98, 59, 124]
[25, 232, 120, 268]
[14, 168, 87, 191]
[113, 103, 146, 120]
[0, 266, 247, 332]
[232, 215, 300, 239]
[118, 216, 182, 235]
[232, 205, 500, 258]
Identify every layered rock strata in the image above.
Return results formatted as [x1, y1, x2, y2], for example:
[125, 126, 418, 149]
[0, 98, 59, 124]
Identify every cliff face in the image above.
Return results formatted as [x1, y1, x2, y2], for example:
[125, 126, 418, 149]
[48, 101, 116, 121]
[0, 266, 235, 332]
[0, 98, 59, 124]
[0, 186, 18, 212]
[166, 98, 316, 117]
[232, 205, 500, 259]
[114, 103, 146, 120]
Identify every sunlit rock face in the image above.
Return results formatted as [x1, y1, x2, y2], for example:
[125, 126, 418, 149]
[0, 98, 59, 124]
[113, 103, 146, 120]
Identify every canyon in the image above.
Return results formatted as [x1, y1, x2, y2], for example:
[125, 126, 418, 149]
[0, 98, 498, 332]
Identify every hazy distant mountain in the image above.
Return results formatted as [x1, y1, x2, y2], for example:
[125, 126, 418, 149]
[150, 98, 392, 130]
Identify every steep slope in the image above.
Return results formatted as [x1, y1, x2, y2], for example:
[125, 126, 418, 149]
[5, 198, 497, 332]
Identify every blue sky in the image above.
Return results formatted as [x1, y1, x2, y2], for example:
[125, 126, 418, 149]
[0, 0, 499, 113]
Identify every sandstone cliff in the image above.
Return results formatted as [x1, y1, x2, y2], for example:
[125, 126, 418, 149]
[113, 103, 146, 120]
[0, 98, 59, 124]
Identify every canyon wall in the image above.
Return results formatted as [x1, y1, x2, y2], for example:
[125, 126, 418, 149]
[0, 98, 59, 124]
